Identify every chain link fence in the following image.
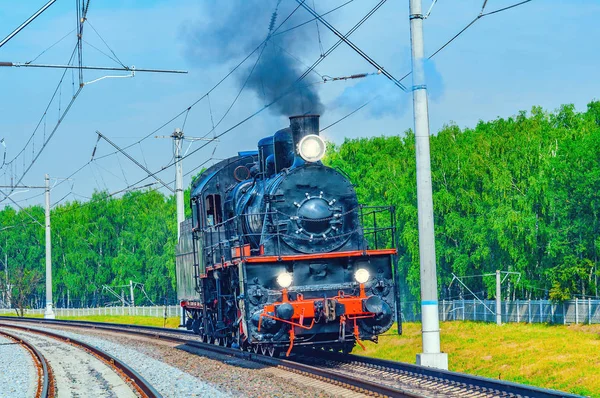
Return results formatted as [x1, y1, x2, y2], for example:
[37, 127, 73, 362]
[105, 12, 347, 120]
[0, 305, 181, 318]
[401, 299, 600, 324]
[3, 299, 600, 325]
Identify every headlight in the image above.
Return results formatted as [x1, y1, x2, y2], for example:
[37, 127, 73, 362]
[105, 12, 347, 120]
[298, 134, 326, 162]
[277, 272, 293, 288]
[354, 268, 370, 284]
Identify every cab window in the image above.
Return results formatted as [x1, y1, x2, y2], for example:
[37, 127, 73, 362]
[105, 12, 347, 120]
[205, 194, 222, 226]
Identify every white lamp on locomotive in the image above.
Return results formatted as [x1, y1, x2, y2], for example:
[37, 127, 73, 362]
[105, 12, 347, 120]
[354, 268, 370, 284]
[277, 272, 293, 288]
[298, 134, 326, 162]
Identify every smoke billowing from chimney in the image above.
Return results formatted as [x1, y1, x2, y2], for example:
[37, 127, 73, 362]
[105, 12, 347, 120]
[183, 1, 324, 116]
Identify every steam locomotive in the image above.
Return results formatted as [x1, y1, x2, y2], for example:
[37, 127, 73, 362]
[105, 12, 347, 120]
[176, 114, 401, 357]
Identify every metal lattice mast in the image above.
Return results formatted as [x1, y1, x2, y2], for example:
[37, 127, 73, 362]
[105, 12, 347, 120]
[156, 130, 216, 241]
[409, 0, 447, 369]
[174, 129, 185, 242]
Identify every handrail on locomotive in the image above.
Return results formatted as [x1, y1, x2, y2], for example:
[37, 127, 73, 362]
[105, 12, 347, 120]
[197, 205, 397, 269]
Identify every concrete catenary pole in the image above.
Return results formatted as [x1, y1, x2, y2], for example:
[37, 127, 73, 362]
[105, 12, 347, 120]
[44, 174, 55, 319]
[496, 270, 502, 325]
[409, 0, 447, 369]
[173, 129, 185, 242]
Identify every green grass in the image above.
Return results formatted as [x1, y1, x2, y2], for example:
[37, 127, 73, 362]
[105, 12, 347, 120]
[355, 321, 600, 397]
[0, 312, 180, 327]
[0, 312, 43, 318]
[58, 314, 181, 328]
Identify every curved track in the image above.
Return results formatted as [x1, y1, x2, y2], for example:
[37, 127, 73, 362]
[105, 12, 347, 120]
[0, 329, 53, 398]
[0, 316, 582, 398]
[0, 322, 162, 398]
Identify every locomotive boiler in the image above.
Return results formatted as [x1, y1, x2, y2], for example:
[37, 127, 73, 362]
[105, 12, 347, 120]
[176, 114, 401, 356]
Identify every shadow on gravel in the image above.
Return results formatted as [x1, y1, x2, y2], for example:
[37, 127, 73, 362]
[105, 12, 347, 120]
[175, 344, 270, 369]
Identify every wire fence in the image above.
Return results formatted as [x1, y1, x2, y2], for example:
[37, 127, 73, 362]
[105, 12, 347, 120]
[401, 299, 600, 324]
[0, 305, 181, 318]
[3, 299, 600, 325]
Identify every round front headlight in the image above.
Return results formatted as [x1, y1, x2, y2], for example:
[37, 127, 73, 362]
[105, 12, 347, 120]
[277, 272, 293, 288]
[298, 134, 326, 162]
[354, 268, 370, 284]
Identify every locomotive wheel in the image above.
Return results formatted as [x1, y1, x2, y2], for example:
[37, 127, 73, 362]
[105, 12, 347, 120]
[213, 337, 221, 346]
[260, 345, 267, 356]
[342, 342, 355, 355]
[252, 344, 259, 354]
[191, 318, 201, 335]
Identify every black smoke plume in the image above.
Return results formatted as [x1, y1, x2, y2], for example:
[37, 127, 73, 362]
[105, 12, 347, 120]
[183, 0, 324, 116]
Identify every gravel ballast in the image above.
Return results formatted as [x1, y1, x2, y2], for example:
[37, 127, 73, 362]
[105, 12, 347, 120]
[4, 325, 230, 398]
[6, 329, 138, 398]
[5, 323, 348, 397]
[0, 333, 37, 398]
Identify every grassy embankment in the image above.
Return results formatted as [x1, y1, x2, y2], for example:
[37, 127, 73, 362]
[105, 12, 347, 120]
[3, 314, 597, 396]
[0, 312, 180, 327]
[57, 314, 181, 328]
[356, 321, 600, 397]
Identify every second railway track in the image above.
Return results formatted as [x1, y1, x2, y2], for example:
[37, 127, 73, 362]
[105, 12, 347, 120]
[0, 322, 161, 398]
[0, 317, 583, 398]
[0, 329, 52, 398]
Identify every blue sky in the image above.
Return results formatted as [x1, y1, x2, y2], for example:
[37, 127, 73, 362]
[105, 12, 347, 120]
[0, 0, 598, 208]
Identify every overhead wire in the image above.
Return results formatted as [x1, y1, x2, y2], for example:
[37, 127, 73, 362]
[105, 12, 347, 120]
[95, 0, 308, 160]
[2, 44, 78, 168]
[86, 19, 126, 68]
[51, 1, 383, 211]
[82, 38, 122, 66]
[0, 1, 361, 211]
[320, 96, 379, 132]
[26, 28, 76, 65]
[33, 0, 354, 202]
[274, 0, 355, 36]
[312, 0, 325, 56]
[295, 0, 407, 91]
[5, 0, 370, 215]
[5, 195, 44, 228]
[91, 0, 356, 163]
[0, 1, 94, 203]
[423, 0, 534, 66]
[296, 0, 388, 84]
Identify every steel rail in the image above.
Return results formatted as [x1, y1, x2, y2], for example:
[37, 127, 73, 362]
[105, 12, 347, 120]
[0, 322, 162, 398]
[0, 316, 582, 397]
[0, 317, 414, 397]
[0, 329, 53, 398]
[300, 349, 585, 398]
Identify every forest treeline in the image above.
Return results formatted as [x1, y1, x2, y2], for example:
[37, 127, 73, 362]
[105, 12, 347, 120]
[0, 102, 598, 307]
[0, 190, 190, 307]
[328, 102, 600, 301]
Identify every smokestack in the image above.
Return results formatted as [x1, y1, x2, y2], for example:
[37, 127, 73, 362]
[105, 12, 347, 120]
[289, 115, 322, 167]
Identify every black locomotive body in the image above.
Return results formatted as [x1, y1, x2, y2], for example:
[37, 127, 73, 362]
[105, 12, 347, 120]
[176, 114, 401, 356]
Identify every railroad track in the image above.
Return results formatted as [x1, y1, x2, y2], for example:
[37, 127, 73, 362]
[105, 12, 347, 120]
[0, 316, 582, 398]
[0, 322, 161, 398]
[0, 329, 53, 398]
